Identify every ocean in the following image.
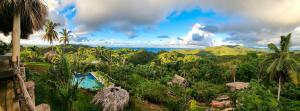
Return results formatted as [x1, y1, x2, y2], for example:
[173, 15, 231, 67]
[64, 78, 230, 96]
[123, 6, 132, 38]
[110, 47, 197, 53]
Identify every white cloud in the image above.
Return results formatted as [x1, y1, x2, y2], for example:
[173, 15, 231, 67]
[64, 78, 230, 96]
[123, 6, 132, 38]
[198, 0, 300, 26]
[0, 34, 10, 43]
[44, 0, 67, 26]
[73, 0, 198, 35]
[180, 24, 213, 46]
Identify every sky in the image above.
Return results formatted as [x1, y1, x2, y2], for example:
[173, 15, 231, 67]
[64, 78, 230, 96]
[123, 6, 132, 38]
[1, 0, 300, 48]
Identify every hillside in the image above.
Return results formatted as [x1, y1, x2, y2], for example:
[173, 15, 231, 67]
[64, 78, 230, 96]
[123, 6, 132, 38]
[174, 49, 201, 55]
[203, 45, 253, 56]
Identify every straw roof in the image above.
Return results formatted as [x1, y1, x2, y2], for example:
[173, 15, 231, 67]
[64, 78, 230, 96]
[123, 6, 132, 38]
[0, 0, 48, 39]
[226, 82, 249, 91]
[44, 50, 57, 61]
[91, 86, 130, 111]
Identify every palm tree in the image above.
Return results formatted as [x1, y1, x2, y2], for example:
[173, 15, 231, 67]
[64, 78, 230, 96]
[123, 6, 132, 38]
[43, 21, 59, 51]
[230, 65, 237, 82]
[0, 0, 47, 64]
[59, 28, 71, 50]
[261, 33, 300, 101]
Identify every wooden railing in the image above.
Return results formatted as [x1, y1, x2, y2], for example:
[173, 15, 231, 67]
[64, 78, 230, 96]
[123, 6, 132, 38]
[16, 67, 36, 111]
[14, 59, 50, 111]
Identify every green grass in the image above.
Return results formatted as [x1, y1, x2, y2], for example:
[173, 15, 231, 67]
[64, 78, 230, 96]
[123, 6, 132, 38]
[24, 62, 50, 74]
[174, 49, 201, 55]
[204, 45, 252, 56]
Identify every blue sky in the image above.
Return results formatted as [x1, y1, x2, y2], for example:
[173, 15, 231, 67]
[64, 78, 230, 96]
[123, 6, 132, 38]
[2, 0, 300, 48]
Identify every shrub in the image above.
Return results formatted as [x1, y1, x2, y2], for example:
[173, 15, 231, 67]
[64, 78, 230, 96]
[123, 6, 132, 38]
[235, 81, 277, 110]
[191, 81, 227, 102]
[0, 41, 10, 55]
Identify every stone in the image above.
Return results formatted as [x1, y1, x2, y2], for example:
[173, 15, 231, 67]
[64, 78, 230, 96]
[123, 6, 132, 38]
[216, 95, 230, 101]
[36, 104, 51, 111]
[168, 74, 189, 87]
[210, 100, 232, 108]
[226, 82, 249, 91]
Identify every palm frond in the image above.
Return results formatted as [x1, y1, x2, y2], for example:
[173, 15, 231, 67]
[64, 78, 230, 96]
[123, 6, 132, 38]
[266, 58, 279, 80]
[0, 0, 48, 39]
[268, 43, 279, 53]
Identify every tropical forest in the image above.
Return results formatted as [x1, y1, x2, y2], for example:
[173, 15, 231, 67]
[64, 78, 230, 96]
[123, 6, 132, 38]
[0, 0, 300, 111]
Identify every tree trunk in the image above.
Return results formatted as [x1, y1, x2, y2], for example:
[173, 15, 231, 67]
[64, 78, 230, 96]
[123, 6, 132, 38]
[63, 42, 66, 53]
[12, 12, 21, 64]
[17, 74, 36, 111]
[234, 76, 236, 82]
[51, 44, 54, 51]
[277, 76, 282, 101]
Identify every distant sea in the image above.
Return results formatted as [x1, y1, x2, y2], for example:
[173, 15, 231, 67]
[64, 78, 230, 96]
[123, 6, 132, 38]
[110, 47, 197, 53]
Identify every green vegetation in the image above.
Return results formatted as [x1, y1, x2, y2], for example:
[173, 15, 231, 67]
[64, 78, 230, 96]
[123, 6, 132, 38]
[43, 21, 59, 51]
[0, 41, 10, 55]
[261, 33, 300, 101]
[204, 45, 252, 56]
[21, 34, 300, 111]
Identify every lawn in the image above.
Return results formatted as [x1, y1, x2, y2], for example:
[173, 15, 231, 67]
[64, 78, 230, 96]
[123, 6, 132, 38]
[24, 62, 50, 74]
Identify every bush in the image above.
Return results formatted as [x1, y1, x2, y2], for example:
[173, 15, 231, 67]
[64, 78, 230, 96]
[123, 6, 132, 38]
[133, 81, 189, 110]
[235, 81, 277, 110]
[282, 82, 300, 100]
[191, 81, 227, 102]
[0, 41, 10, 55]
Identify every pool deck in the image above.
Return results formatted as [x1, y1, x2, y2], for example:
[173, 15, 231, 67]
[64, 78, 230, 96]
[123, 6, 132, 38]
[89, 72, 114, 87]
[90, 72, 101, 82]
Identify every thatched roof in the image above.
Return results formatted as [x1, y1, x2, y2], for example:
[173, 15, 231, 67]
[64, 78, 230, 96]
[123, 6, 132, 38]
[44, 50, 57, 61]
[226, 82, 249, 91]
[168, 74, 189, 87]
[91, 86, 130, 111]
[0, 0, 48, 39]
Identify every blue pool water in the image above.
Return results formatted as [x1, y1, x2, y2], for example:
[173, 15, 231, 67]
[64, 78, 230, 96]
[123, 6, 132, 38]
[74, 73, 103, 90]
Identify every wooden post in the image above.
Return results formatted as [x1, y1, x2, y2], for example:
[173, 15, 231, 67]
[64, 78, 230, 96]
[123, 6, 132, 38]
[20, 66, 26, 81]
[12, 12, 21, 65]
[19, 81, 35, 111]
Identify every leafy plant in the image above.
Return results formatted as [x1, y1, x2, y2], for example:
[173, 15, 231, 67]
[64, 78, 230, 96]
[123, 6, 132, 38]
[0, 41, 10, 55]
[260, 33, 300, 101]
[235, 81, 278, 110]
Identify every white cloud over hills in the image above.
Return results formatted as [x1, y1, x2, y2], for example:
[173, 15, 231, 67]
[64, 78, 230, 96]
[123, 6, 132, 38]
[2, 0, 300, 48]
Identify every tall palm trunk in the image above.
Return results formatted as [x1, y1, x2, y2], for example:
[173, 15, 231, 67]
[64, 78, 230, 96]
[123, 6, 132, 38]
[63, 42, 66, 53]
[51, 44, 53, 51]
[12, 12, 21, 65]
[277, 76, 282, 101]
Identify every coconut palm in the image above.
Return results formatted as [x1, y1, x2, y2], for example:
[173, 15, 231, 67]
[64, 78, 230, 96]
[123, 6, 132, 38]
[0, 0, 47, 63]
[230, 65, 237, 82]
[260, 33, 300, 101]
[59, 28, 71, 50]
[91, 86, 130, 111]
[43, 21, 59, 51]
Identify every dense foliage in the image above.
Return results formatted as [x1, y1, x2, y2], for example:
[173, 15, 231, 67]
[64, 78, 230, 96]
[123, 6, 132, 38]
[22, 44, 300, 111]
[0, 41, 10, 55]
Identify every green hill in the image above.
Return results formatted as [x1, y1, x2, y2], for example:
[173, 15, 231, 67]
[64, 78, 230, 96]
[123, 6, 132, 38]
[174, 49, 201, 55]
[203, 45, 253, 56]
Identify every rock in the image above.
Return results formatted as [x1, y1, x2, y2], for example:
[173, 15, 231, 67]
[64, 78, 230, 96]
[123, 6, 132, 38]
[210, 100, 232, 108]
[226, 82, 249, 91]
[36, 104, 51, 111]
[216, 95, 230, 101]
[222, 107, 234, 111]
[168, 75, 189, 87]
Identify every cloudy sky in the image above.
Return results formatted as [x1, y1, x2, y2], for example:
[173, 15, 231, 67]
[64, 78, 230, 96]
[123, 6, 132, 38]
[1, 0, 300, 48]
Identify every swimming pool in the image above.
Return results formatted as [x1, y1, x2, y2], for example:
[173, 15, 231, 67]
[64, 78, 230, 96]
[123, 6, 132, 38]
[74, 73, 103, 90]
